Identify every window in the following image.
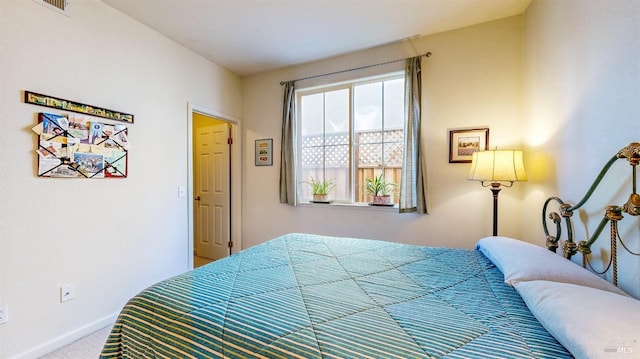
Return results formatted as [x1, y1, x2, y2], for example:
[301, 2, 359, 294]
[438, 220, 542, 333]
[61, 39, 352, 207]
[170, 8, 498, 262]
[296, 73, 405, 205]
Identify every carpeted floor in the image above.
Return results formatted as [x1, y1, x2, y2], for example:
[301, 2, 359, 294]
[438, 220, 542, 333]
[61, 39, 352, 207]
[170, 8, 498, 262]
[40, 326, 111, 359]
[194, 255, 214, 267]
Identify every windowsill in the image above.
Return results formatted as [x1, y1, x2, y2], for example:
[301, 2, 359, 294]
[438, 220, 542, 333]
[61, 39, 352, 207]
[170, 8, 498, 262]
[298, 201, 398, 210]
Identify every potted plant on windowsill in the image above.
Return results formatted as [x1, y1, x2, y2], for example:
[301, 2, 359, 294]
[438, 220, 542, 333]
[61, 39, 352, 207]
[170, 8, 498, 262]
[364, 173, 397, 206]
[307, 177, 336, 203]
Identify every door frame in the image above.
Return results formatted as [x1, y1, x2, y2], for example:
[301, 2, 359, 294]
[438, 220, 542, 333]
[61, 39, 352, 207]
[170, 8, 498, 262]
[187, 102, 242, 269]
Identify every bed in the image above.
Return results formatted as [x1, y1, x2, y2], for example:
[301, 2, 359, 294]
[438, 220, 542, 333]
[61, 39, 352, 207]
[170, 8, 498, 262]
[101, 143, 640, 359]
[101, 233, 570, 358]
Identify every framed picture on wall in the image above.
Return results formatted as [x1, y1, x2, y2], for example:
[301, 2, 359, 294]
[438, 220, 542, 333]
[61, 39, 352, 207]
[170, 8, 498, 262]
[255, 138, 273, 166]
[449, 128, 489, 163]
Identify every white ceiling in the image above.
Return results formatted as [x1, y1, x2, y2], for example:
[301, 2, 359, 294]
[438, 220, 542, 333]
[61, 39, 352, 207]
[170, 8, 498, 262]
[101, 0, 531, 76]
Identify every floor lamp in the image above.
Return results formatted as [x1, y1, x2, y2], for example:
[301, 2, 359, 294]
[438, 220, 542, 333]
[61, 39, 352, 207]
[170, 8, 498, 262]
[469, 150, 527, 236]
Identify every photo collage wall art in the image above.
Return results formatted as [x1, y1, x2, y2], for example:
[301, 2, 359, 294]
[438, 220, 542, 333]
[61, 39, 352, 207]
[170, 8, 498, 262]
[32, 112, 130, 178]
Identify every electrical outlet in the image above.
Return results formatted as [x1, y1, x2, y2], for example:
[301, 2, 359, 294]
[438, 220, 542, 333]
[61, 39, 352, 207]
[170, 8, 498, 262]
[60, 284, 75, 303]
[0, 305, 8, 325]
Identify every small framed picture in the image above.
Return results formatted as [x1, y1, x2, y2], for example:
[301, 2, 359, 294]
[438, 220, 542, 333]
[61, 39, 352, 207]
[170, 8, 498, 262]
[255, 138, 273, 166]
[449, 128, 489, 163]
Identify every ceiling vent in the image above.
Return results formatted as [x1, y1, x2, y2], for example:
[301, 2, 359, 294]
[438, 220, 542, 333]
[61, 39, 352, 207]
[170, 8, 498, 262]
[34, 0, 70, 16]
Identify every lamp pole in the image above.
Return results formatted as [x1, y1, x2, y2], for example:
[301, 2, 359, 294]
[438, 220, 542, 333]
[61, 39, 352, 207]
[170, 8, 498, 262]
[490, 183, 501, 236]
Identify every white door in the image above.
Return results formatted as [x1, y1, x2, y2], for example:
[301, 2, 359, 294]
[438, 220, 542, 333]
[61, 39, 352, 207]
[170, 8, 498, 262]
[194, 123, 231, 260]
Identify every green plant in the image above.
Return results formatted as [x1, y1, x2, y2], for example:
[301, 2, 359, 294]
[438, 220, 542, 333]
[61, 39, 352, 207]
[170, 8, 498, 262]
[307, 177, 336, 195]
[364, 173, 396, 196]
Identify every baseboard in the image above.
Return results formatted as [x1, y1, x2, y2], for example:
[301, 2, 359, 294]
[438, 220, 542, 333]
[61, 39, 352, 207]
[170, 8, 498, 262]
[11, 312, 118, 359]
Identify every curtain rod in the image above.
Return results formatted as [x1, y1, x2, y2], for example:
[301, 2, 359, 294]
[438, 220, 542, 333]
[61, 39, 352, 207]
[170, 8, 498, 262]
[279, 52, 432, 85]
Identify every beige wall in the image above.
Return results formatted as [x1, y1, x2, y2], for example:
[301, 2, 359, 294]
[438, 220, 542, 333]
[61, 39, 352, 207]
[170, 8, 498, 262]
[0, 1, 242, 358]
[522, 0, 640, 297]
[241, 16, 526, 250]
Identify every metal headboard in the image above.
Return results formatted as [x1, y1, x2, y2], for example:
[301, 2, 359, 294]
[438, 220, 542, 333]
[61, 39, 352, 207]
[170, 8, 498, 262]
[542, 142, 640, 285]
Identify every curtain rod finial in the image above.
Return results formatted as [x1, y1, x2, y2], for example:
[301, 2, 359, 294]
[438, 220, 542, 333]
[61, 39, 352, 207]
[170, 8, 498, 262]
[279, 52, 432, 84]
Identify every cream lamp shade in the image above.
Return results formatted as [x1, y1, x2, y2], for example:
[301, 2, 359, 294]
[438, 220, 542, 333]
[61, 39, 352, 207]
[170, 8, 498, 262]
[469, 149, 527, 185]
[468, 149, 527, 236]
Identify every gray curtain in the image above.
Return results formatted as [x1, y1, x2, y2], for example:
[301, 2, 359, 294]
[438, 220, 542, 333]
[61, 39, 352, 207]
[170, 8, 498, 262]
[279, 81, 296, 205]
[399, 56, 429, 213]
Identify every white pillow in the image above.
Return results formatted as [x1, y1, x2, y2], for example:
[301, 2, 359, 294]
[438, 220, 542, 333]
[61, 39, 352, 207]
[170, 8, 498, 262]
[515, 280, 640, 359]
[476, 236, 628, 297]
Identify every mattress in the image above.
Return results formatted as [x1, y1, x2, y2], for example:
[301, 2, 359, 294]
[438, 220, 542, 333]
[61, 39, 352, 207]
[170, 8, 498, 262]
[100, 233, 571, 358]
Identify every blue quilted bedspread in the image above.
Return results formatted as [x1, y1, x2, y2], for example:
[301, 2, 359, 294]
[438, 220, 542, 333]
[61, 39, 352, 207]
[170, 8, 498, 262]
[100, 233, 571, 358]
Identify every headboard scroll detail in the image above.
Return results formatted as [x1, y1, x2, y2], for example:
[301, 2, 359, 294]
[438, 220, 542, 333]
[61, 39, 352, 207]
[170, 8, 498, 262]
[542, 142, 640, 286]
